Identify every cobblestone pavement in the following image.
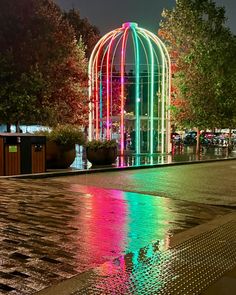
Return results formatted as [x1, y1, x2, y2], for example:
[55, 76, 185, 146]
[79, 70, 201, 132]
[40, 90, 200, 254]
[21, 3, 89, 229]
[0, 174, 234, 294]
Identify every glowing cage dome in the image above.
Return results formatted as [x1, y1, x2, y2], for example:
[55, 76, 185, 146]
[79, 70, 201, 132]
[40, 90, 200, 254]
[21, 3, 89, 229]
[88, 22, 171, 155]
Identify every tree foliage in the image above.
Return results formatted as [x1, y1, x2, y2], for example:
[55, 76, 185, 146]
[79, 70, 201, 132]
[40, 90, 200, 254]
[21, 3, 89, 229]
[64, 8, 100, 58]
[0, 0, 89, 127]
[159, 0, 236, 130]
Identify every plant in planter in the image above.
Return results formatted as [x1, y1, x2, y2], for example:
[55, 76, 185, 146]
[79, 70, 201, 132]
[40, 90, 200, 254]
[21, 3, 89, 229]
[86, 139, 118, 166]
[35, 125, 85, 169]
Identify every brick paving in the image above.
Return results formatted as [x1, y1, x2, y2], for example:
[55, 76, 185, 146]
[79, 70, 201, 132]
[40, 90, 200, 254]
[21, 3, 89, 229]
[0, 177, 234, 294]
[35, 214, 236, 295]
[70, 220, 236, 295]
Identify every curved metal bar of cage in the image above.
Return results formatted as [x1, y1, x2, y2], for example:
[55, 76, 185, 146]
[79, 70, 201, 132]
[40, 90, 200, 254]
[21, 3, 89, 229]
[88, 23, 171, 155]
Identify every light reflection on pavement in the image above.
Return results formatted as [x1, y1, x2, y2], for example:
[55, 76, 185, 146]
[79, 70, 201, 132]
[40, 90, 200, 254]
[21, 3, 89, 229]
[0, 160, 235, 294]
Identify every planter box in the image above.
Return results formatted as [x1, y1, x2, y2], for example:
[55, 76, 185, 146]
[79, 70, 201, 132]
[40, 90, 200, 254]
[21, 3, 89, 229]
[86, 146, 117, 166]
[46, 141, 76, 169]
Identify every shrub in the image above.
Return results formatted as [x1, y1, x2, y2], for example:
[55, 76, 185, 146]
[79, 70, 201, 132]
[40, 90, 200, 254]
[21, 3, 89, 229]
[86, 139, 117, 150]
[35, 124, 86, 146]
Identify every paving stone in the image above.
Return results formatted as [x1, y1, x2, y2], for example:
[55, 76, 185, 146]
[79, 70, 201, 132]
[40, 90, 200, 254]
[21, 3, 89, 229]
[0, 168, 235, 294]
[70, 221, 236, 294]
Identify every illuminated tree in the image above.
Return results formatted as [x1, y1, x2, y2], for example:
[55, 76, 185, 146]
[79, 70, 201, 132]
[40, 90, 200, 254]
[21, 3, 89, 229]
[159, 0, 236, 136]
[0, 0, 88, 128]
[0, 54, 46, 130]
[64, 8, 100, 58]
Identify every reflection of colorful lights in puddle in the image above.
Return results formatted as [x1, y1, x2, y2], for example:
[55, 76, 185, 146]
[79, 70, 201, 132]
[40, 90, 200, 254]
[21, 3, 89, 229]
[88, 22, 171, 155]
[70, 185, 128, 266]
[116, 154, 167, 167]
[69, 184, 172, 268]
[89, 241, 169, 293]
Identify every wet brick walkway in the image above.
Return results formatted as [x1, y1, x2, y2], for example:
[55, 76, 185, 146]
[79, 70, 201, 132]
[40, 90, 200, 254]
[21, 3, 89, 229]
[73, 220, 236, 295]
[0, 177, 234, 294]
[69, 220, 236, 295]
[34, 214, 236, 295]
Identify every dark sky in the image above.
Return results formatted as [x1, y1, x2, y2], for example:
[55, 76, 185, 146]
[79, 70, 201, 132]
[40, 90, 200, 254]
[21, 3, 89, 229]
[54, 0, 235, 35]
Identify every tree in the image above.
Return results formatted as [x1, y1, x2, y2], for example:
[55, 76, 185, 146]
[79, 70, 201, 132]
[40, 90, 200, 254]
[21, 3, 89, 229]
[214, 35, 236, 132]
[0, 0, 89, 128]
[64, 8, 100, 58]
[100, 77, 125, 117]
[0, 53, 47, 130]
[159, 0, 236, 135]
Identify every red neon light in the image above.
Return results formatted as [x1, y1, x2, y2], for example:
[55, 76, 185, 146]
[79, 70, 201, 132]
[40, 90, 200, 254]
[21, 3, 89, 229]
[106, 33, 117, 140]
[120, 27, 129, 155]
[94, 32, 114, 139]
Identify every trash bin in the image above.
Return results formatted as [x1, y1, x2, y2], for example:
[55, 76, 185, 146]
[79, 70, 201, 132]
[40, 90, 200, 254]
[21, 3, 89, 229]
[21, 135, 46, 174]
[0, 136, 3, 175]
[0, 133, 46, 176]
[0, 134, 21, 176]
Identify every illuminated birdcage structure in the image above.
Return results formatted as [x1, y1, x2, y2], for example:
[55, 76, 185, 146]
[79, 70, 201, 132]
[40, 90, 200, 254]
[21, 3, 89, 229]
[88, 22, 171, 155]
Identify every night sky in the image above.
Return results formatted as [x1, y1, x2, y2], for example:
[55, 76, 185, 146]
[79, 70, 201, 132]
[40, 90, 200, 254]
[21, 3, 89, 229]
[54, 0, 236, 35]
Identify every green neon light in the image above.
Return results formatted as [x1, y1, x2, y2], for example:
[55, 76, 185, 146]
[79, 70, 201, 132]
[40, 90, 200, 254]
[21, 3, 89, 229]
[139, 29, 154, 154]
[131, 26, 140, 154]
[141, 29, 171, 153]
[137, 35, 150, 151]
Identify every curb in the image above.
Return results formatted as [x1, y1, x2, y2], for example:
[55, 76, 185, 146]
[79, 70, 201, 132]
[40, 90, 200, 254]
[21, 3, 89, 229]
[1, 156, 235, 180]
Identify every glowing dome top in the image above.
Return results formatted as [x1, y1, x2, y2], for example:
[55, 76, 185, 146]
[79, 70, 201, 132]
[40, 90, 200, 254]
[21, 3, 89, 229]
[122, 22, 138, 28]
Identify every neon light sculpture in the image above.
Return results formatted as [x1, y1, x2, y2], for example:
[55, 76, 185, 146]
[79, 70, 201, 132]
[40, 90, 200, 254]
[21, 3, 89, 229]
[88, 22, 171, 155]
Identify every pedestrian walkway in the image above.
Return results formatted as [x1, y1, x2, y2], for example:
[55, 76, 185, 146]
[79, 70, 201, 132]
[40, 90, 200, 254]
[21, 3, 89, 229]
[0, 160, 236, 294]
[0, 176, 234, 294]
[35, 213, 236, 295]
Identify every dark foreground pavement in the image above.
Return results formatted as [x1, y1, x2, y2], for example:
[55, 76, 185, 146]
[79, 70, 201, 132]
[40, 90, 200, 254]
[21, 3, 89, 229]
[35, 212, 236, 295]
[0, 160, 236, 294]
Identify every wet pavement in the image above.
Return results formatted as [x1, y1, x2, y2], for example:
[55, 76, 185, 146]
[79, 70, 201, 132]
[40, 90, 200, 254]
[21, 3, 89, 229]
[60, 160, 236, 206]
[36, 214, 236, 295]
[0, 160, 236, 294]
[71, 145, 236, 169]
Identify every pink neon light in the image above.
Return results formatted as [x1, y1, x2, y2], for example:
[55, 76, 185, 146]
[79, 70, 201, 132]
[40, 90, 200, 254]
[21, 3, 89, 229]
[122, 22, 138, 29]
[120, 27, 129, 155]
[94, 32, 115, 139]
[95, 54, 99, 139]
[106, 33, 117, 140]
